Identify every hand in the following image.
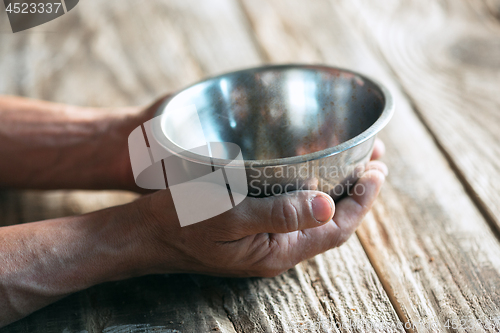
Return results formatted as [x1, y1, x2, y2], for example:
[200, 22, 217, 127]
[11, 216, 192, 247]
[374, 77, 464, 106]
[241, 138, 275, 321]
[0, 135, 386, 326]
[130, 140, 387, 277]
[0, 95, 386, 326]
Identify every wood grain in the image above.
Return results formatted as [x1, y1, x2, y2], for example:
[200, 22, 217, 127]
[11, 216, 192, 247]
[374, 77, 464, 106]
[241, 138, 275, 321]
[0, 0, 402, 332]
[341, 0, 500, 235]
[239, 0, 500, 331]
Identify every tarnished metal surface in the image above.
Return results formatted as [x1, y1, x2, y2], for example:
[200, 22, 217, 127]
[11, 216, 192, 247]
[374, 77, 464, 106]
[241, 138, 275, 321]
[153, 64, 394, 199]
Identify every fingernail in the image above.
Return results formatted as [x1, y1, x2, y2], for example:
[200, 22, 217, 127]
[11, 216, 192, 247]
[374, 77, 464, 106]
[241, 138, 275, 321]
[310, 195, 334, 223]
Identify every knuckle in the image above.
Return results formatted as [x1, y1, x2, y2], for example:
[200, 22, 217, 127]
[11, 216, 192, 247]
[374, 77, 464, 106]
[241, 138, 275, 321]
[272, 197, 300, 233]
[364, 169, 386, 185]
[327, 221, 347, 249]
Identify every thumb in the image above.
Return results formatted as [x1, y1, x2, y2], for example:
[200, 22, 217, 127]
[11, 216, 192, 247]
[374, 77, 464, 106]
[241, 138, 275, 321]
[233, 191, 335, 235]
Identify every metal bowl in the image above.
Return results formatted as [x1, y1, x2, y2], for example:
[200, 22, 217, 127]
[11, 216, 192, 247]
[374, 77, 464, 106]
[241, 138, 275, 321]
[153, 64, 394, 199]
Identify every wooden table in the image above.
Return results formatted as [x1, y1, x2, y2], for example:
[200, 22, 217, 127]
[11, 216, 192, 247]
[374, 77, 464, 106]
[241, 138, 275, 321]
[1, 0, 500, 332]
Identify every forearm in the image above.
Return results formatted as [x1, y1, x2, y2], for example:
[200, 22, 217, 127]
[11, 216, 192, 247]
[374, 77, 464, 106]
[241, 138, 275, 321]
[0, 202, 152, 327]
[0, 96, 144, 190]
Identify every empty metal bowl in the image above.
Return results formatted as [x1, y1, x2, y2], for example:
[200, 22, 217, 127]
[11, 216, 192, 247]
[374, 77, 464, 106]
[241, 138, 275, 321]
[152, 64, 394, 199]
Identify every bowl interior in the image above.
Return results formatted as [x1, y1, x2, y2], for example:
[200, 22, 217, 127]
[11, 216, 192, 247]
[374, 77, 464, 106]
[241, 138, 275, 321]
[160, 66, 385, 161]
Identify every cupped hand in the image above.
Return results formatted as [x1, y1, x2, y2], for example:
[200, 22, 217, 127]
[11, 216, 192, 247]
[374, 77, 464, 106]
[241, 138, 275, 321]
[132, 139, 387, 278]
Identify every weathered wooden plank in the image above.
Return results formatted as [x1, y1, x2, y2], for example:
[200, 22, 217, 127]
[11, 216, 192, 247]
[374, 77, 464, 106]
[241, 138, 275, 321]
[0, 0, 401, 332]
[221, 239, 399, 333]
[5, 274, 240, 333]
[239, 0, 500, 331]
[342, 0, 500, 234]
[0, 0, 242, 331]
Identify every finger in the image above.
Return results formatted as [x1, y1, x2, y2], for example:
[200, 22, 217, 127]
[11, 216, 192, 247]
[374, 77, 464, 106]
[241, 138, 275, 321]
[288, 161, 387, 262]
[231, 190, 335, 235]
[365, 160, 388, 176]
[329, 162, 386, 245]
[370, 138, 385, 161]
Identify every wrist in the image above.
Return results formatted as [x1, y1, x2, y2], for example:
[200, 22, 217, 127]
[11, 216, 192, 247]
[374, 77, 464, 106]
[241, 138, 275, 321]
[0, 200, 161, 325]
[35, 201, 160, 289]
[0, 96, 142, 190]
[0, 95, 165, 191]
[108, 193, 183, 278]
[87, 195, 180, 282]
[79, 201, 156, 284]
[98, 98, 165, 192]
[94, 106, 146, 191]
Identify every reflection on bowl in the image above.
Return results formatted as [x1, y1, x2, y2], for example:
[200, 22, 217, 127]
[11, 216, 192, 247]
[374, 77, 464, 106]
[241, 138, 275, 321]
[154, 64, 394, 199]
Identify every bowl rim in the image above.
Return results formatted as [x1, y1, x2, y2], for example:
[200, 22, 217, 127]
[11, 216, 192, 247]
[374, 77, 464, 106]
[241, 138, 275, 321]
[152, 64, 394, 168]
